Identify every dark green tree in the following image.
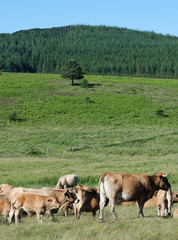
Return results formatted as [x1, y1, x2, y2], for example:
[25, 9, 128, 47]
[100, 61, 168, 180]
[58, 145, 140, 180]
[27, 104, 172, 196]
[61, 60, 84, 85]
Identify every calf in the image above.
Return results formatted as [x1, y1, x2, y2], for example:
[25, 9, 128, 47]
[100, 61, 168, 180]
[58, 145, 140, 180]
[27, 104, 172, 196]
[144, 193, 157, 208]
[74, 185, 100, 220]
[157, 188, 172, 217]
[99, 172, 171, 221]
[172, 192, 178, 204]
[0, 199, 11, 221]
[8, 193, 60, 224]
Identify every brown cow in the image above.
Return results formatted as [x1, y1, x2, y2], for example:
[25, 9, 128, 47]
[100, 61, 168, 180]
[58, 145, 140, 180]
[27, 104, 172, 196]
[99, 172, 171, 221]
[173, 209, 178, 219]
[0, 184, 14, 193]
[73, 185, 100, 220]
[0, 199, 11, 221]
[8, 193, 60, 224]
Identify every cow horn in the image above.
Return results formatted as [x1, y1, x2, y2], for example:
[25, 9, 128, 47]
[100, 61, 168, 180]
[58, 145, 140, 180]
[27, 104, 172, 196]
[162, 173, 170, 178]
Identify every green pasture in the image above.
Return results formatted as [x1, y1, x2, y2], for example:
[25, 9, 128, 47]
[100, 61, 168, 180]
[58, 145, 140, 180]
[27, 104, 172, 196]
[0, 72, 178, 239]
[0, 206, 178, 240]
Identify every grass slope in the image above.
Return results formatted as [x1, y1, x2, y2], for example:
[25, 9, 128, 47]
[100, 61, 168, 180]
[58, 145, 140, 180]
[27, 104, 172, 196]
[0, 73, 178, 239]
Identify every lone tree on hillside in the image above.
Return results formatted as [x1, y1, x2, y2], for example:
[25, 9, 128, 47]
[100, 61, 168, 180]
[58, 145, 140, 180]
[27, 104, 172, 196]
[61, 60, 84, 86]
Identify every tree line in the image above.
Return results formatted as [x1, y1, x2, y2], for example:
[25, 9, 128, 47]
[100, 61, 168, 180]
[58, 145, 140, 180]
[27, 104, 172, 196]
[0, 25, 178, 78]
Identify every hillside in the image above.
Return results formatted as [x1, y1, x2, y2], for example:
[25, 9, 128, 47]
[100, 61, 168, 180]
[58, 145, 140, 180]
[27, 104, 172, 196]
[0, 25, 178, 78]
[0, 72, 177, 158]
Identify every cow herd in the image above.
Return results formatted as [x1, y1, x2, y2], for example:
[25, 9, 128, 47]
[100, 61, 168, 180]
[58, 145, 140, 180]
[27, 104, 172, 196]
[0, 172, 178, 225]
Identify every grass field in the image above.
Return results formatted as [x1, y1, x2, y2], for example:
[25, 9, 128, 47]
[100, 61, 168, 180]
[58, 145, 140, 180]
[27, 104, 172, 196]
[0, 73, 178, 239]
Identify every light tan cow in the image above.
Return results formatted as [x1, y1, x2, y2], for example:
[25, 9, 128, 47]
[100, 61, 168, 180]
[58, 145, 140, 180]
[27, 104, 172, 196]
[172, 192, 178, 204]
[56, 174, 78, 189]
[155, 172, 172, 217]
[73, 185, 100, 220]
[99, 172, 171, 221]
[8, 192, 60, 224]
[0, 199, 11, 221]
[144, 193, 157, 208]
[0, 184, 14, 193]
[157, 188, 172, 217]
[173, 209, 178, 219]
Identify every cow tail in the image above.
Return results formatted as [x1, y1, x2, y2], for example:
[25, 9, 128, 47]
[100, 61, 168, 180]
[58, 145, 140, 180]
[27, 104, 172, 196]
[99, 173, 109, 207]
[99, 172, 108, 194]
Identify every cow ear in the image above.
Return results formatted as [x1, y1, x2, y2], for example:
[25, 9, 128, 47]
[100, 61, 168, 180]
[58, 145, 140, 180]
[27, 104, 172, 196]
[64, 191, 70, 198]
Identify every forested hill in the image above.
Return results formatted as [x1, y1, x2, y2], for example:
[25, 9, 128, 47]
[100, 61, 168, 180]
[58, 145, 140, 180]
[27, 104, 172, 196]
[1, 25, 178, 78]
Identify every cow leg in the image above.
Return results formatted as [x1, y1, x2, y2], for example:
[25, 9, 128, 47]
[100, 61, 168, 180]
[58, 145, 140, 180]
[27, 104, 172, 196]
[157, 204, 161, 216]
[167, 201, 171, 217]
[99, 195, 108, 222]
[138, 202, 144, 217]
[92, 211, 96, 218]
[73, 204, 79, 220]
[160, 203, 164, 216]
[64, 204, 68, 217]
[15, 209, 20, 224]
[109, 198, 117, 220]
[47, 209, 54, 218]
[76, 208, 82, 220]
[36, 211, 42, 223]
[64, 181, 67, 189]
[3, 211, 9, 222]
[8, 208, 15, 224]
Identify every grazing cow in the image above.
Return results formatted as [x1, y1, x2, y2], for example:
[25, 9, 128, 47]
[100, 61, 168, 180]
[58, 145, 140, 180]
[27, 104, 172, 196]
[8, 193, 60, 224]
[0, 199, 11, 221]
[172, 192, 178, 204]
[56, 174, 78, 189]
[155, 172, 172, 217]
[173, 209, 178, 219]
[40, 188, 80, 216]
[157, 188, 172, 217]
[73, 185, 100, 219]
[0, 184, 14, 193]
[99, 172, 171, 222]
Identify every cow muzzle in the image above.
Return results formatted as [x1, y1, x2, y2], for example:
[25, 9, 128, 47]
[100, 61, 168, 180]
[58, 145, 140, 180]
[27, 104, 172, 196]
[75, 199, 80, 204]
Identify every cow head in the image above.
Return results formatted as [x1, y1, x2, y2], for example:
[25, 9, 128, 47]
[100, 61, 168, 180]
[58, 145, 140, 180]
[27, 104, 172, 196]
[47, 197, 60, 210]
[64, 189, 80, 204]
[158, 174, 171, 191]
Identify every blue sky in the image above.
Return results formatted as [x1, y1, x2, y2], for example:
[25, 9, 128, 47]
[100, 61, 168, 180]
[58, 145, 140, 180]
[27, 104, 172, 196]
[1, 0, 178, 36]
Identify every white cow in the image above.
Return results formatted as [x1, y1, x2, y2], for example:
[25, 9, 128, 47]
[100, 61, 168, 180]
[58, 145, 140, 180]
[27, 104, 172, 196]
[56, 174, 78, 189]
